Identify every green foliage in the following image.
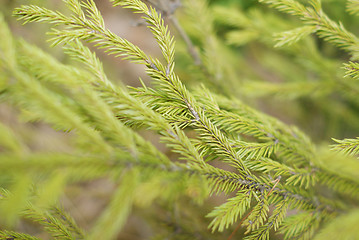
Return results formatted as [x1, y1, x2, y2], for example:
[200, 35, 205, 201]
[331, 137, 359, 156]
[89, 170, 139, 240]
[279, 211, 321, 240]
[207, 190, 252, 232]
[347, 0, 359, 16]
[0, 230, 41, 240]
[313, 209, 359, 240]
[0, 0, 358, 239]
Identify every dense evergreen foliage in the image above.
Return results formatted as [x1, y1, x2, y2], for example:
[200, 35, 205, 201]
[1, 0, 359, 239]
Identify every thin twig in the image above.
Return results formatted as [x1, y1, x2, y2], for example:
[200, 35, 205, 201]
[169, 16, 202, 65]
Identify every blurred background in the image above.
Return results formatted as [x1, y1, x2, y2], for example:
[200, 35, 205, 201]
[1, 0, 359, 239]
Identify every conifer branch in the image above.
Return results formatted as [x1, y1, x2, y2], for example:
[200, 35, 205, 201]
[245, 197, 289, 240]
[279, 211, 321, 240]
[207, 190, 253, 232]
[343, 61, 359, 79]
[51, 207, 85, 239]
[274, 26, 317, 48]
[260, 0, 359, 59]
[1, 1, 358, 239]
[243, 196, 269, 234]
[331, 137, 359, 157]
[347, 0, 359, 16]
[23, 209, 78, 240]
[106, 1, 255, 177]
[0, 231, 41, 240]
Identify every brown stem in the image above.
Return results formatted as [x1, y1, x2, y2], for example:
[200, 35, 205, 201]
[169, 16, 202, 65]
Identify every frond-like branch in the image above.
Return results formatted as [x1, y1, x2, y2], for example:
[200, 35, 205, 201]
[347, 0, 359, 16]
[207, 190, 253, 232]
[331, 137, 359, 157]
[260, 0, 359, 59]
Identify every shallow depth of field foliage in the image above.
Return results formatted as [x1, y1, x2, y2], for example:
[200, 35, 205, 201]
[1, 0, 359, 239]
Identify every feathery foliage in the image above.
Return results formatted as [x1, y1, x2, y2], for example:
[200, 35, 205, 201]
[0, 0, 358, 239]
